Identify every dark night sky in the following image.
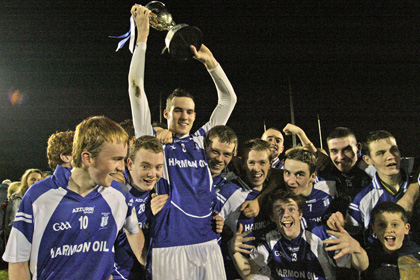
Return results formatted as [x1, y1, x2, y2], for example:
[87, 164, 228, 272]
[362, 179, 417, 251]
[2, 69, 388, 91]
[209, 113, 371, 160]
[1, 1, 419, 181]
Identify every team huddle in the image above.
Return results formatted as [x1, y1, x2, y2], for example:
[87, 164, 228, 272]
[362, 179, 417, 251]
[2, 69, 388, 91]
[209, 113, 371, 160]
[2, 4, 420, 280]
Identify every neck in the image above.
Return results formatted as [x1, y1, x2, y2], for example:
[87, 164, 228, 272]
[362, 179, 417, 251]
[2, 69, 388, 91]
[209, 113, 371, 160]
[378, 172, 402, 192]
[301, 183, 313, 197]
[67, 168, 97, 197]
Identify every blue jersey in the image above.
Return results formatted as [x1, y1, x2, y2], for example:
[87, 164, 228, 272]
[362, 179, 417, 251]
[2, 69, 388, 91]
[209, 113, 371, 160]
[3, 165, 139, 280]
[348, 171, 409, 230]
[151, 123, 218, 248]
[251, 225, 351, 280]
[112, 168, 153, 280]
[303, 176, 336, 229]
[272, 158, 284, 169]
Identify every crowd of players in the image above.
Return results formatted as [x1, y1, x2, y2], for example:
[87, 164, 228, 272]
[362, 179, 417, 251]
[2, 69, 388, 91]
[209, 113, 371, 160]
[1, 4, 420, 280]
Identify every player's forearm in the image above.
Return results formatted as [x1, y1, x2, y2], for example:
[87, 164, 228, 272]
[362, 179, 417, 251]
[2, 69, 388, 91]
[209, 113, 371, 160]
[297, 130, 317, 154]
[128, 43, 153, 137]
[126, 228, 145, 265]
[350, 246, 369, 271]
[9, 261, 30, 280]
[208, 65, 237, 126]
[231, 252, 257, 280]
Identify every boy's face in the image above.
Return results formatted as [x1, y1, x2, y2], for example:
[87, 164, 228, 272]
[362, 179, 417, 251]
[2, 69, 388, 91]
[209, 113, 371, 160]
[327, 136, 358, 173]
[164, 97, 196, 136]
[372, 212, 410, 254]
[363, 137, 401, 178]
[205, 137, 235, 177]
[88, 141, 127, 187]
[271, 199, 302, 240]
[283, 159, 316, 197]
[245, 150, 271, 190]
[128, 148, 164, 192]
[261, 129, 284, 160]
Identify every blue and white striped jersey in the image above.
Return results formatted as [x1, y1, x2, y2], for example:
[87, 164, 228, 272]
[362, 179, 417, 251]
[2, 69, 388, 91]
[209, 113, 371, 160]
[348, 171, 408, 230]
[303, 176, 337, 229]
[3, 165, 139, 280]
[112, 167, 153, 280]
[251, 225, 351, 280]
[150, 123, 219, 248]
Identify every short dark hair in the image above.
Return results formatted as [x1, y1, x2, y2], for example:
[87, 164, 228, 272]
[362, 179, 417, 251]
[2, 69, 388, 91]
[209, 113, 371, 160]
[370, 201, 408, 225]
[362, 130, 395, 156]
[284, 148, 317, 174]
[129, 135, 163, 162]
[265, 189, 306, 217]
[241, 138, 272, 163]
[205, 125, 238, 154]
[152, 121, 168, 130]
[166, 88, 195, 110]
[326, 127, 356, 142]
[119, 119, 135, 139]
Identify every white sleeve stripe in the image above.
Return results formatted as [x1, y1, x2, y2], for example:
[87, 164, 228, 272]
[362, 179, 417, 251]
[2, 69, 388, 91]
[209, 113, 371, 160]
[14, 217, 32, 223]
[216, 193, 226, 203]
[16, 212, 32, 219]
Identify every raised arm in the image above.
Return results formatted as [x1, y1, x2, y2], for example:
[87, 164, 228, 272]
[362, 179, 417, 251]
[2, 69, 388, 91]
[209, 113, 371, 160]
[283, 123, 317, 153]
[128, 5, 153, 137]
[229, 224, 260, 280]
[190, 45, 237, 127]
[323, 223, 369, 271]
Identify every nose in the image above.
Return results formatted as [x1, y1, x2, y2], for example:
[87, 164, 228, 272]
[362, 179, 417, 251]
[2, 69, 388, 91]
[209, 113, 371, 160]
[337, 150, 345, 159]
[180, 111, 188, 120]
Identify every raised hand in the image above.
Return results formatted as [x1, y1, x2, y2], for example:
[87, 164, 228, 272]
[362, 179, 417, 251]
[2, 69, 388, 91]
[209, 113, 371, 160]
[131, 4, 151, 43]
[323, 223, 363, 259]
[190, 44, 218, 70]
[230, 223, 255, 255]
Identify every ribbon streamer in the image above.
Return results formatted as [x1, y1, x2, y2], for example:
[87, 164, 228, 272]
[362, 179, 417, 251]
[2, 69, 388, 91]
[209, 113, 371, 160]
[109, 15, 136, 53]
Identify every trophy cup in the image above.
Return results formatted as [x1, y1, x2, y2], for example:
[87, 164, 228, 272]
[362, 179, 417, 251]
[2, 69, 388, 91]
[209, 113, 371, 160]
[144, 1, 202, 61]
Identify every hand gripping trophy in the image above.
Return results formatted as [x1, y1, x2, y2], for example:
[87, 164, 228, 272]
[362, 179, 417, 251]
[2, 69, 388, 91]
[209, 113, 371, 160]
[111, 1, 202, 61]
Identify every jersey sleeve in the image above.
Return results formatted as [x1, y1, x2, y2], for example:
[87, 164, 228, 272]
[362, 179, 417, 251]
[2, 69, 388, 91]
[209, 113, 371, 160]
[123, 206, 140, 235]
[129, 42, 153, 138]
[206, 65, 237, 128]
[2, 195, 34, 263]
[250, 242, 270, 268]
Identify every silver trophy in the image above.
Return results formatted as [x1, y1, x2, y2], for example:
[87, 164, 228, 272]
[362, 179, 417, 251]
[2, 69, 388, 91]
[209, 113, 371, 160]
[145, 1, 202, 61]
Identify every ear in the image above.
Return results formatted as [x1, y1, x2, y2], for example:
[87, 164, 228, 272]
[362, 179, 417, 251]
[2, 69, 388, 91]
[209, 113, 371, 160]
[363, 154, 373, 165]
[127, 158, 133, 171]
[309, 171, 317, 183]
[81, 151, 92, 166]
[60, 153, 72, 164]
[405, 223, 411, 235]
[163, 109, 169, 120]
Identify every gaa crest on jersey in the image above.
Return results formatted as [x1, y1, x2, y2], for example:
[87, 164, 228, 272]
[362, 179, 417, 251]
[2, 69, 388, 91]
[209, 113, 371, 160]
[100, 212, 110, 229]
[128, 198, 134, 207]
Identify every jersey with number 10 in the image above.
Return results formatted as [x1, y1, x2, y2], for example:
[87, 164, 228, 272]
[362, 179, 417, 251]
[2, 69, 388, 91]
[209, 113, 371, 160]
[2, 165, 139, 280]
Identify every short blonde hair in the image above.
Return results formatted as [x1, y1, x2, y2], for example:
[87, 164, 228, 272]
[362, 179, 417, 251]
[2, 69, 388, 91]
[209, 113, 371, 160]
[7, 182, 20, 199]
[72, 116, 129, 168]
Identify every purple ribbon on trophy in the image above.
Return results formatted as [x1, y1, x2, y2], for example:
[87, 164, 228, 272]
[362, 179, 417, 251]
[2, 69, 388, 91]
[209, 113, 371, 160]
[109, 2, 174, 53]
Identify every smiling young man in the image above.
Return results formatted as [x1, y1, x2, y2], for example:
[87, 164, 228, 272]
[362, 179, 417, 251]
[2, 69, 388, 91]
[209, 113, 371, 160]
[112, 135, 167, 280]
[128, 5, 236, 279]
[3, 116, 144, 280]
[231, 189, 368, 280]
[283, 148, 337, 229]
[346, 131, 411, 243]
[261, 128, 285, 169]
